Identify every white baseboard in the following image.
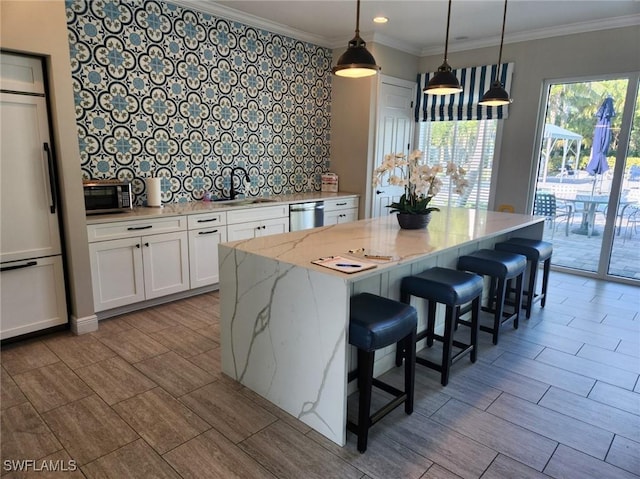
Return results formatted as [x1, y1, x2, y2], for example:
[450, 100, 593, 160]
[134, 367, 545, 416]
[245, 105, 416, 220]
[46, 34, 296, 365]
[71, 313, 98, 335]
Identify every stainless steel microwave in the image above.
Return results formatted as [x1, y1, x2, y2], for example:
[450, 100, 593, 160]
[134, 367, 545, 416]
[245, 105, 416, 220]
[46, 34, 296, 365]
[83, 179, 132, 215]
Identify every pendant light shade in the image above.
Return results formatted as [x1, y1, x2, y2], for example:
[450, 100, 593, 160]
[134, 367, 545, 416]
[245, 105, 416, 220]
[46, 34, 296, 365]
[332, 0, 381, 78]
[479, 0, 512, 106]
[424, 0, 462, 95]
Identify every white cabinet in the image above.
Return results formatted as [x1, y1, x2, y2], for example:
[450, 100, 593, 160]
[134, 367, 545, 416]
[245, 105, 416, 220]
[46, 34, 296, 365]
[188, 211, 227, 288]
[324, 197, 359, 225]
[227, 205, 289, 241]
[1, 256, 67, 339]
[88, 217, 189, 312]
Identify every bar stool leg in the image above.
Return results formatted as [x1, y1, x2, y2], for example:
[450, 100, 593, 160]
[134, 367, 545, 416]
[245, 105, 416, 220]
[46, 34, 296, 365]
[356, 348, 375, 453]
[404, 329, 416, 413]
[491, 278, 507, 345]
[395, 339, 404, 367]
[470, 297, 480, 362]
[441, 305, 455, 386]
[541, 258, 551, 308]
[514, 272, 524, 328]
[426, 300, 437, 347]
[525, 260, 538, 319]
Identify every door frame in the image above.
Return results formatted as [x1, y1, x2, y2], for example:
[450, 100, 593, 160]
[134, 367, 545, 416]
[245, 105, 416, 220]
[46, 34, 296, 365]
[530, 71, 640, 284]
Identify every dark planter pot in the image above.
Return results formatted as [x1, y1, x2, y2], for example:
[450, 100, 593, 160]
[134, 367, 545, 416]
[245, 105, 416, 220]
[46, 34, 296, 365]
[396, 212, 432, 230]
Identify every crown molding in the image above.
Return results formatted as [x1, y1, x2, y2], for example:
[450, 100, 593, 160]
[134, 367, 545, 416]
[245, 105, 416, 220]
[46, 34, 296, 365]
[166, 0, 333, 47]
[420, 13, 640, 57]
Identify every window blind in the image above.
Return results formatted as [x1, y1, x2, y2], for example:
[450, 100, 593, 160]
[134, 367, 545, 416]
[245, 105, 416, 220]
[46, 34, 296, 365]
[417, 119, 497, 210]
[416, 63, 514, 122]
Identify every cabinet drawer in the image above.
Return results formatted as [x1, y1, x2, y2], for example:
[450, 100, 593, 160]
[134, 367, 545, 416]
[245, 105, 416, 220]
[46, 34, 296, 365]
[87, 216, 187, 242]
[227, 205, 288, 224]
[324, 197, 358, 211]
[188, 211, 227, 229]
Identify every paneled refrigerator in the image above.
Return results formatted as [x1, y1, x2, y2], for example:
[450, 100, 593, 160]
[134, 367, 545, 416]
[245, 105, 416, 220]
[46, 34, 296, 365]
[0, 52, 68, 339]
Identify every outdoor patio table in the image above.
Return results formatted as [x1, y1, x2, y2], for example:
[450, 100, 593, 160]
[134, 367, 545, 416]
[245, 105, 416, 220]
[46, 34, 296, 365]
[561, 195, 631, 237]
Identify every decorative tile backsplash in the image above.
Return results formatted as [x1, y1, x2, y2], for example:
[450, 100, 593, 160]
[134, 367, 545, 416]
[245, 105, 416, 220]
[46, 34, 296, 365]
[66, 0, 332, 204]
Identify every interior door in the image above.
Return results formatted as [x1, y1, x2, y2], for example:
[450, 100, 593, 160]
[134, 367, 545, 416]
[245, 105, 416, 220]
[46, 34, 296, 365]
[371, 78, 415, 218]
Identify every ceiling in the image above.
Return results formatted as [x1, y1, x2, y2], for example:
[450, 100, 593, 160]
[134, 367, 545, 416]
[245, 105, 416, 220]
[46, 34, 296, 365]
[171, 0, 640, 56]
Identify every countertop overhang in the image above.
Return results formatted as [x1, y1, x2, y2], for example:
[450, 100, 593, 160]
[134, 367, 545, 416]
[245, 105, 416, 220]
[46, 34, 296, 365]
[223, 207, 545, 280]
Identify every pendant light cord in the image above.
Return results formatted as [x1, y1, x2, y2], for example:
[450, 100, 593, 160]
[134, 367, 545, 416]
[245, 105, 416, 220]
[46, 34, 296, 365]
[355, 0, 361, 36]
[443, 0, 452, 62]
[495, 0, 508, 82]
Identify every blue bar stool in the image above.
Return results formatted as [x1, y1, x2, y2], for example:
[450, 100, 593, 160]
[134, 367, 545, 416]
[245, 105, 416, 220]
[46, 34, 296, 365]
[457, 249, 527, 345]
[395, 267, 483, 387]
[494, 238, 553, 318]
[348, 293, 417, 453]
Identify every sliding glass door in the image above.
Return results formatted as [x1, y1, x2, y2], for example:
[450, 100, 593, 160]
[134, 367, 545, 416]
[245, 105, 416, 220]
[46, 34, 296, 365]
[533, 74, 639, 282]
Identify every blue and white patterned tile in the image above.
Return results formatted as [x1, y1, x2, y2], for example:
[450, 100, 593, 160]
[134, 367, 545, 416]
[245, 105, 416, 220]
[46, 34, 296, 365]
[66, 0, 332, 205]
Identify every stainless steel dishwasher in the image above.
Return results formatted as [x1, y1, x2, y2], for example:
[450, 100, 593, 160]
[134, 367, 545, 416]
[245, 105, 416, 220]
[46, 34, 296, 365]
[289, 201, 324, 231]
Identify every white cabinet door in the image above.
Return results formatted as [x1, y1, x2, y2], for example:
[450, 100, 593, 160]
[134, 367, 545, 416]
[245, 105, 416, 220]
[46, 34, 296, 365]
[142, 231, 189, 300]
[259, 217, 289, 236]
[0, 256, 67, 339]
[1, 93, 61, 262]
[227, 221, 260, 241]
[189, 226, 227, 288]
[89, 237, 145, 312]
[227, 217, 289, 241]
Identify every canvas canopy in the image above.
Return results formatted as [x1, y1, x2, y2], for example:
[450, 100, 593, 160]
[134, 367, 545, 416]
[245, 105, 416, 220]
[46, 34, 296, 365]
[540, 124, 583, 182]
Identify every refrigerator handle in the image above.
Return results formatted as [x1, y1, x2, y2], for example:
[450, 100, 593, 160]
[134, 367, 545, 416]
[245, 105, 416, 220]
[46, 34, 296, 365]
[1, 261, 38, 273]
[43, 143, 57, 214]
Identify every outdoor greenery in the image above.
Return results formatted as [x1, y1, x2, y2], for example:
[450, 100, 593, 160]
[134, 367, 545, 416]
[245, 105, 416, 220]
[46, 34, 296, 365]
[546, 80, 640, 174]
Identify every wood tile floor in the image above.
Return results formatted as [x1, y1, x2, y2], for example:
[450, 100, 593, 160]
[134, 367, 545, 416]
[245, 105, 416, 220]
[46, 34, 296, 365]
[1, 271, 639, 478]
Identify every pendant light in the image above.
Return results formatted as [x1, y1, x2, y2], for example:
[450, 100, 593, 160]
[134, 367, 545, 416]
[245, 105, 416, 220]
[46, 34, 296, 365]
[424, 0, 462, 95]
[332, 0, 381, 78]
[479, 0, 512, 106]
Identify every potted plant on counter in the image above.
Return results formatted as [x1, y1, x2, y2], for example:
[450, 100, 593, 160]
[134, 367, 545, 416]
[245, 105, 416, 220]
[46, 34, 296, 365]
[372, 150, 469, 229]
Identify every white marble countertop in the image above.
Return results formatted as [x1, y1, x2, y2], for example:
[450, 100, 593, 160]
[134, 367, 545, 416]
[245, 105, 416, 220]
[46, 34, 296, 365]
[85, 191, 358, 225]
[224, 207, 544, 281]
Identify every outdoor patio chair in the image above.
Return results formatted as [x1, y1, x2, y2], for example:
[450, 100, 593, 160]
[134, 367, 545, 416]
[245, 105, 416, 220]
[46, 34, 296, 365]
[533, 191, 572, 238]
[623, 204, 640, 243]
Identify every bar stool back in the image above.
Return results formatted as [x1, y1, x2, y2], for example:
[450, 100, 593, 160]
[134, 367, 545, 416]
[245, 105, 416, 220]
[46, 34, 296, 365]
[348, 293, 417, 453]
[396, 267, 483, 386]
[495, 238, 553, 318]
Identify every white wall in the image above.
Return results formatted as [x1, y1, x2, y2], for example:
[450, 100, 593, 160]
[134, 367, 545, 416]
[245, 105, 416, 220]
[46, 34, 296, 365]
[1, 0, 96, 331]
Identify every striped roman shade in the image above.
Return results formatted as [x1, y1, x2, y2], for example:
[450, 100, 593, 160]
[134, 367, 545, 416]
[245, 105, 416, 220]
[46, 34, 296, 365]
[416, 63, 514, 121]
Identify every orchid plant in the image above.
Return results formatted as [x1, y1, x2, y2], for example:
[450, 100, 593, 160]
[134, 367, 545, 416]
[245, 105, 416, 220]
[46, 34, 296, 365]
[372, 150, 469, 215]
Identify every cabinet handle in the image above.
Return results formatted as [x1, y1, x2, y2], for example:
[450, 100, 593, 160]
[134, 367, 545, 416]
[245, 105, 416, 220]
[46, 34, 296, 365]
[198, 229, 218, 235]
[144, 242, 149, 247]
[197, 218, 218, 223]
[336, 202, 347, 206]
[135, 244, 140, 248]
[1, 260, 37, 272]
[127, 225, 152, 231]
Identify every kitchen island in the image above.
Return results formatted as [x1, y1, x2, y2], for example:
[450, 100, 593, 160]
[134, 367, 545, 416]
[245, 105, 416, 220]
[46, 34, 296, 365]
[219, 208, 544, 446]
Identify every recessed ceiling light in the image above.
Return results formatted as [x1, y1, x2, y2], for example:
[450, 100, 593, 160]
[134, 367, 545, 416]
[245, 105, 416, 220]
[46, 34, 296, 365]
[373, 16, 388, 24]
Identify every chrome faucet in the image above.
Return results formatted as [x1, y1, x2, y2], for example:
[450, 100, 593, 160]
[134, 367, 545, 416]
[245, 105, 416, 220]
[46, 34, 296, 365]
[229, 167, 250, 200]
